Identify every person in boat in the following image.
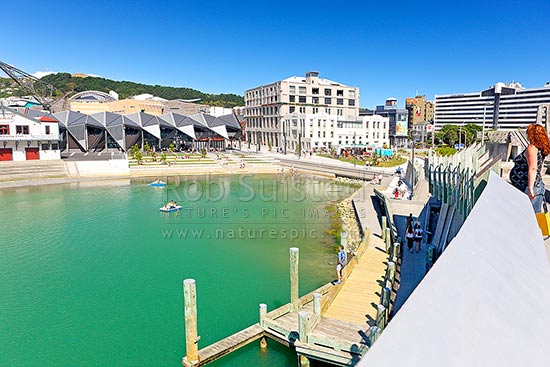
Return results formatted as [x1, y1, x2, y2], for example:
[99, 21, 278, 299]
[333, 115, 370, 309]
[154, 178, 160, 183]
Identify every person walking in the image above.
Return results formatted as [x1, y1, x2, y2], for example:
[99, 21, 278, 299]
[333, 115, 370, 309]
[378, 174, 383, 185]
[510, 123, 550, 213]
[405, 224, 414, 253]
[335, 245, 347, 284]
[414, 222, 423, 253]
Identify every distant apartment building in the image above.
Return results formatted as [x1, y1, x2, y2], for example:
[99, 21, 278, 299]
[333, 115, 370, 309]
[375, 98, 409, 147]
[434, 82, 550, 130]
[281, 113, 389, 153]
[244, 72, 360, 151]
[406, 95, 434, 142]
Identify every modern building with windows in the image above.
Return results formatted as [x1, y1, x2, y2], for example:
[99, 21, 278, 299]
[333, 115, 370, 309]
[244, 72, 360, 151]
[280, 112, 389, 154]
[375, 98, 409, 147]
[434, 82, 550, 130]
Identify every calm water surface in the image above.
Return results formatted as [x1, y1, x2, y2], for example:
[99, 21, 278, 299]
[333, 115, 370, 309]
[0, 174, 355, 366]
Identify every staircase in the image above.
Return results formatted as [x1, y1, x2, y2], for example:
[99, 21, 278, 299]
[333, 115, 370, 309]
[0, 160, 68, 182]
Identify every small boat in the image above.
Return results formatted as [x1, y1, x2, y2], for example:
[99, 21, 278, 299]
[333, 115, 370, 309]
[160, 205, 182, 212]
[150, 181, 166, 187]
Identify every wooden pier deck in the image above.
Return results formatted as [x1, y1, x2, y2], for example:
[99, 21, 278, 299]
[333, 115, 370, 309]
[182, 185, 400, 367]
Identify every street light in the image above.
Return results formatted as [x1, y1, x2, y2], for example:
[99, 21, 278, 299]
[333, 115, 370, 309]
[482, 102, 493, 145]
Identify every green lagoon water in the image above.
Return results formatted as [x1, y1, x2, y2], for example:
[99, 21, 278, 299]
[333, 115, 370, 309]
[0, 174, 356, 366]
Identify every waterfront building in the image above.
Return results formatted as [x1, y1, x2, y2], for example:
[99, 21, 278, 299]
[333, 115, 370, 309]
[375, 98, 409, 147]
[244, 72, 360, 151]
[280, 112, 389, 153]
[0, 106, 60, 161]
[434, 82, 550, 130]
[9, 107, 241, 153]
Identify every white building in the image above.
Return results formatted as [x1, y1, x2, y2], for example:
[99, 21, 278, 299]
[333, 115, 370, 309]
[245, 72, 360, 150]
[0, 107, 61, 161]
[281, 112, 389, 153]
[434, 82, 550, 130]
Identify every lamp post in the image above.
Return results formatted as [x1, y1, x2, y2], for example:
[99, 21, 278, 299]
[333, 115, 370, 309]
[482, 102, 492, 145]
[283, 117, 287, 154]
[353, 131, 356, 167]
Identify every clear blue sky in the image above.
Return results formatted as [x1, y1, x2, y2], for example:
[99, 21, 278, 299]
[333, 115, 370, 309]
[3, 0, 549, 109]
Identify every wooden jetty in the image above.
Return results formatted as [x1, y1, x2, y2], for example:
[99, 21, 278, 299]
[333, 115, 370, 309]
[182, 187, 401, 367]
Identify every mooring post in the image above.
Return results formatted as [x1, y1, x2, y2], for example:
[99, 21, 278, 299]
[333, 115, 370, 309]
[381, 286, 391, 309]
[290, 247, 299, 311]
[368, 325, 382, 346]
[376, 304, 386, 330]
[313, 293, 321, 317]
[381, 216, 387, 241]
[183, 279, 199, 365]
[298, 311, 309, 343]
[259, 303, 267, 328]
[393, 242, 401, 259]
[385, 228, 391, 252]
[387, 261, 396, 283]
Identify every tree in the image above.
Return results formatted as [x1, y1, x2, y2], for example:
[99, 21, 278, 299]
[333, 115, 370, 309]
[143, 142, 151, 155]
[169, 143, 175, 153]
[129, 144, 140, 159]
[160, 152, 167, 164]
[134, 150, 143, 165]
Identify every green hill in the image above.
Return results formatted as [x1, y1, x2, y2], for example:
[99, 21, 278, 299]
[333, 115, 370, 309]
[36, 73, 244, 108]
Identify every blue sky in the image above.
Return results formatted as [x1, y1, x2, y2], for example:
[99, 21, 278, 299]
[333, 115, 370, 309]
[3, 0, 549, 109]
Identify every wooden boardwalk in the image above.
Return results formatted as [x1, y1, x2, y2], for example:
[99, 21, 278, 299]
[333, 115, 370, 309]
[182, 185, 400, 367]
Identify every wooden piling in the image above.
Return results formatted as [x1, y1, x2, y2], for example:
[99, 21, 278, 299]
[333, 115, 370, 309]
[381, 216, 387, 241]
[298, 311, 309, 343]
[381, 286, 390, 309]
[384, 228, 391, 252]
[387, 261, 396, 283]
[313, 293, 321, 317]
[368, 326, 382, 346]
[259, 303, 267, 327]
[290, 247, 299, 311]
[259, 336, 268, 350]
[376, 304, 386, 330]
[183, 279, 199, 364]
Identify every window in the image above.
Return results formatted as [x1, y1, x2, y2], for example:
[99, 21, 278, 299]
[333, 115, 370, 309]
[312, 88, 319, 95]
[52, 143, 59, 150]
[299, 107, 306, 113]
[45, 125, 51, 134]
[313, 107, 319, 114]
[290, 106, 295, 113]
[299, 96, 306, 103]
[324, 88, 331, 96]
[349, 90, 356, 98]
[16, 125, 29, 134]
[41, 143, 49, 150]
[289, 95, 295, 102]
[289, 85, 296, 94]
[337, 90, 344, 97]
[325, 98, 332, 104]
[299, 86, 306, 95]
[312, 97, 319, 104]
[325, 108, 331, 114]
[0, 125, 9, 135]
[348, 99, 355, 106]
[337, 99, 343, 105]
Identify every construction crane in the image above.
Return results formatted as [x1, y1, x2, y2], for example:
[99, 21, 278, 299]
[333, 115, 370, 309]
[0, 60, 70, 112]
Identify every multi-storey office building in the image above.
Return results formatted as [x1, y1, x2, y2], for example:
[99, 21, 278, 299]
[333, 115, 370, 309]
[434, 82, 550, 130]
[244, 72, 360, 150]
[375, 98, 409, 147]
[281, 113, 389, 154]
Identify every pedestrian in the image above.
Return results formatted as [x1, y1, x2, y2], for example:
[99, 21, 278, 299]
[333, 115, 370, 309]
[405, 224, 415, 253]
[406, 213, 413, 228]
[414, 222, 423, 253]
[378, 174, 383, 185]
[335, 245, 347, 284]
[510, 123, 550, 213]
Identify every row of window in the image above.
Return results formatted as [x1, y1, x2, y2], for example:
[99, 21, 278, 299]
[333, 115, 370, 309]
[288, 95, 355, 106]
[0, 125, 51, 135]
[288, 85, 355, 98]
